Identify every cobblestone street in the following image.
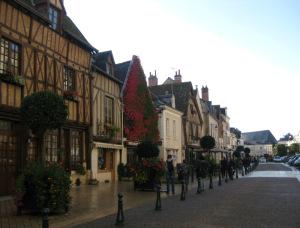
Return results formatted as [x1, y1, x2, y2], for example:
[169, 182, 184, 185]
[77, 163, 300, 228]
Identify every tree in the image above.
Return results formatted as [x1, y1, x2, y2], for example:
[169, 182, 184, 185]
[136, 140, 159, 158]
[200, 135, 216, 153]
[230, 128, 241, 139]
[279, 133, 294, 141]
[20, 91, 68, 162]
[244, 147, 251, 158]
[276, 144, 288, 156]
[233, 145, 244, 158]
[289, 143, 300, 155]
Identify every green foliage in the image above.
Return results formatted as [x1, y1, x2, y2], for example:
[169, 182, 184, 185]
[276, 144, 288, 156]
[244, 147, 251, 158]
[230, 128, 241, 139]
[118, 163, 125, 180]
[233, 145, 244, 158]
[75, 163, 86, 175]
[16, 161, 71, 213]
[20, 91, 68, 135]
[195, 159, 210, 178]
[137, 141, 159, 158]
[289, 143, 300, 155]
[131, 158, 165, 184]
[118, 163, 134, 180]
[200, 136, 216, 151]
[204, 156, 217, 174]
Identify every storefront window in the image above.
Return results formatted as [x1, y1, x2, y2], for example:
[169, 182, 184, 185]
[98, 148, 114, 171]
[98, 148, 106, 170]
[70, 130, 81, 170]
[45, 130, 58, 163]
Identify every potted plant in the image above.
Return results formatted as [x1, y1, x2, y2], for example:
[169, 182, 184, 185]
[132, 141, 165, 191]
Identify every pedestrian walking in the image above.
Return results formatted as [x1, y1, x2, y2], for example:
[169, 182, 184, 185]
[166, 154, 175, 194]
[228, 158, 235, 180]
[220, 156, 227, 178]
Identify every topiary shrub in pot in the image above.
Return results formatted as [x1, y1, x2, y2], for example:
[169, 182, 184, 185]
[132, 141, 165, 190]
[16, 161, 71, 214]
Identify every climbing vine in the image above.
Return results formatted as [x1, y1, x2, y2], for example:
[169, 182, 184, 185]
[123, 56, 159, 142]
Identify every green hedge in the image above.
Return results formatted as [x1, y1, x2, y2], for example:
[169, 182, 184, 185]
[16, 162, 71, 214]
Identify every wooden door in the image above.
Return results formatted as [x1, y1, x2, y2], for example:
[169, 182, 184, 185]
[0, 131, 17, 196]
[105, 149, 115, 181]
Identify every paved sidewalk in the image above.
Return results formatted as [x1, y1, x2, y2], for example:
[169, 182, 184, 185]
[0, 176, 213, 228]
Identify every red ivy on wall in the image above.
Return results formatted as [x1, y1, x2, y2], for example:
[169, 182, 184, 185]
[123, 56, 159, 143]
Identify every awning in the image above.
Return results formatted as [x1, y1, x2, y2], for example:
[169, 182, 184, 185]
[93, 142, 123, 150]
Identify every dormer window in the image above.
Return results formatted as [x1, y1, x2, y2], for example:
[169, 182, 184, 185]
[106, 62, 113, 76]
[49, 6, 59, 30]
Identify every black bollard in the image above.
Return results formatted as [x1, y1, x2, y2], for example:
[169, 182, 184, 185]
[155, 185, 162, 211]
[218, 170, 222, 186]
[225, 170, 228, 183]
[242, 167, 245, 176]
[180, 180, 186, 201]
[197, 177, 202, 194]
[42, 208, 49, 228]
[115, 193, 124, 226]
[209, 174, 213, 189]
[235, 168, 238, 179]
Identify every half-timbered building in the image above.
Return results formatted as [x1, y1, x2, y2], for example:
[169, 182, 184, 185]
[0, 0, 96, 195]
[91, 51, 124, 182]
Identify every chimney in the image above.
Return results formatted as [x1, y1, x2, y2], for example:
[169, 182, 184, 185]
[148, 71, 158, 87]
[174, 69, 182, 83]
[202, 86, 209, 101]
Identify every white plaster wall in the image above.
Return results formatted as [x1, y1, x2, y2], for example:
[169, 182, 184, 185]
[158, 106, 183, 164]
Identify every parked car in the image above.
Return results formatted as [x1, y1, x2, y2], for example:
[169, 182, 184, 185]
[273, 156, 282, 162]
[281, 156, 288, 163]
[288, 155, 300, 166]
[259, 157, 266, 163]
[293, 157, 300, 167]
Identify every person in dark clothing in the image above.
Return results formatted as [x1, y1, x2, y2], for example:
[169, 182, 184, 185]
[182, 159, 189, 191]
[220, 156, 227, 178]
[166, 154, 175, 194]
[228, 158, 235, 180]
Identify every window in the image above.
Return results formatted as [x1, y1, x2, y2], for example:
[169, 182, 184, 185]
[45, 130, 58, 163]
[104, 96, 114, 125]
[166, 118, 170, 137]
[27, 137, 38, 161]
[106, 62, 113, 75]
[70, 130, 81, 170]
[0, 38, 20, 76]
[49, 7, 58, 30]
[173, 120, 176, 138]
[0, 120, 13, 131]
[63, 66, 75, 91]
[98, 148, 114, 170]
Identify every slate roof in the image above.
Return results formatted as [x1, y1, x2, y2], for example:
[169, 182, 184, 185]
[13, 0, 96, 51]
[242, 130, 277, 145]
[149, 82, 194, 114]
[93, 51, 114, 71]
[115, 61, 131, 84]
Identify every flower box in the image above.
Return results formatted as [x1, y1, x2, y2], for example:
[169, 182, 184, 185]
[63, 90, 79, 101]
[0, 73, 24, 86]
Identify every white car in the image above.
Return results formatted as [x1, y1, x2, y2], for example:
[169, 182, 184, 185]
[259, 157, 266, 163]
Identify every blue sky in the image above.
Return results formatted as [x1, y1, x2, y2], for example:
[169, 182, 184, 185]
[65, 0, 300, 139]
